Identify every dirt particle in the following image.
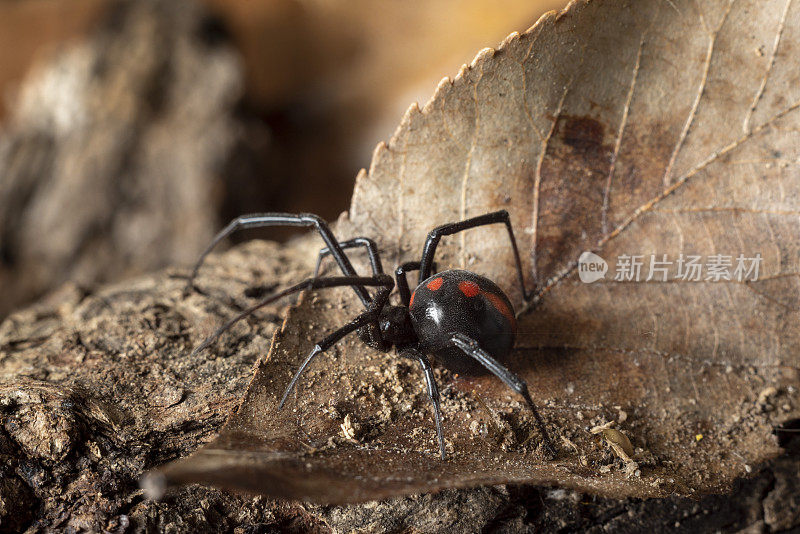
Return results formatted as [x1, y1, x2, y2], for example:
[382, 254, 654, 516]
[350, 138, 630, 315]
[340, 414, 362, 442]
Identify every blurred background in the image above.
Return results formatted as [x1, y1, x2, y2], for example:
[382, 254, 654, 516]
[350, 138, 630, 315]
[0, 0, 563, 318]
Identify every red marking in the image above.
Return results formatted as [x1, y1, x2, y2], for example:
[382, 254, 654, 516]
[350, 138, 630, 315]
[409, 291, 415, 307]
[458, 280, 480, 297]
[426, 277, 444, 291]
[482, 291, 517, 332]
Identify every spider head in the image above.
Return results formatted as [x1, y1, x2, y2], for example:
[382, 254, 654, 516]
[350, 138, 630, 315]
[357, 304, 415, 351]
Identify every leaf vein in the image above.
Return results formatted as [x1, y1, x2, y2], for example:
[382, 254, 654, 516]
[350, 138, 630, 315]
[459, 67, 483, 269]
[742, 0, 793, 134]
[661, 0, 735, 188]
[530, 84, 570, 285]
[603, 31, 646, 236]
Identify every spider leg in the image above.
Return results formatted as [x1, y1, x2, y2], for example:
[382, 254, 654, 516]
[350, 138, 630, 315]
[395, 262, 419, 307]
[314, 237, 383, 277]
[190, 274, 394, 357]
[278, 286, 392, 409]
[186, 213, 371, 306]
[450, 332, 556, 458]
[400, 346, 446, 459]
[394, 261, 437, 306]
[418, 210, 532, 300]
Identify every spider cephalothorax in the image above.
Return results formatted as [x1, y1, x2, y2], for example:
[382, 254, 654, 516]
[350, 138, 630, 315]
[187, 210, 555, 459]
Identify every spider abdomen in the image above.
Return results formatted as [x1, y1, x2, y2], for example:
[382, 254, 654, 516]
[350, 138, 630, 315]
[408, 269, 516, 375]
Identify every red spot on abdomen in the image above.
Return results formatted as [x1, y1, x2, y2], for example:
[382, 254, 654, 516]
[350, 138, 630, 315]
[409, 291, 415, 306]
[458, 280, 480, 297]
[482, 291, 517, 331]
[426, 277, 443, 291]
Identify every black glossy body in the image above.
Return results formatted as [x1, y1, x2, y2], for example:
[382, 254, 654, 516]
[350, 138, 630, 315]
[409, 270, 516, 375]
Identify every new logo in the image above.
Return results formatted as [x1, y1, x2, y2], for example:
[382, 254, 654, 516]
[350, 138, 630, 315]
[578, 251, 608, 283]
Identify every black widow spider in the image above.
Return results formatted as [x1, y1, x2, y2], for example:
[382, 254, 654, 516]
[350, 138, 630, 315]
[186, 210, 555, 459]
